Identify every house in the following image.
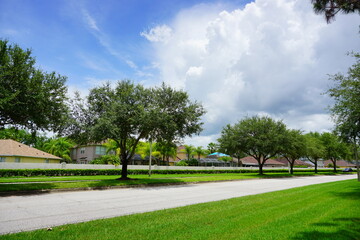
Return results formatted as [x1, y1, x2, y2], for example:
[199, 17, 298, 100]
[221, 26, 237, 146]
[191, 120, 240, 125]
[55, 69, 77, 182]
[275, 158, 312, 167]
[323, 160, 357, 168]
[239, 156, 286, 167]
[70, 143, 111, 164]
[0, 139, 61, 163]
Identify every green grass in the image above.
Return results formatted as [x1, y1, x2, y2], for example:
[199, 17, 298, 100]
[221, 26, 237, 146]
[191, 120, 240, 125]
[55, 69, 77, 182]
[1, 179, 359, 240]
[0, 172, 354, 193]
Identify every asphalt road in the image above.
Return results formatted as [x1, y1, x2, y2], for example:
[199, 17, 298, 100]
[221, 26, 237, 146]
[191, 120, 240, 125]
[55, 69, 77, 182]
[0, 174, 356, 235]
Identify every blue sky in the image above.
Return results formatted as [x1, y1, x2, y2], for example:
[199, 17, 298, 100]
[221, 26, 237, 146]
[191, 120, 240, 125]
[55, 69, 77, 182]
[1, 0, 359, 147]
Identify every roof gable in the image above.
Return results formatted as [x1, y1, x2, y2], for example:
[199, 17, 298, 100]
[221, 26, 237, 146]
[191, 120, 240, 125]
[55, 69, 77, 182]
[0, 139, 61, 160]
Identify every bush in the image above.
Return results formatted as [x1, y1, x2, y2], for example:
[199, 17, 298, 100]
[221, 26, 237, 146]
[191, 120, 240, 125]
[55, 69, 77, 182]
[185, 158, 199, 166]
[90, 155, 120, 165]
[176, 160, 188, 166]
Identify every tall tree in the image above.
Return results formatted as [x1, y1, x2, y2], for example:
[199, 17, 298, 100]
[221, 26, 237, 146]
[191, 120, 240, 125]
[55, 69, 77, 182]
[320, 132, 350, 172]
[311, 0, 360, 23]
[221, 116, 288, 175]
[0, 40, 69, 134]
[218, 124, 246, 166]
[326, 53, 360, 180]
[281, 129, 306, 174]
[304, 132, 325, 173]
[64, 80, 205, 179]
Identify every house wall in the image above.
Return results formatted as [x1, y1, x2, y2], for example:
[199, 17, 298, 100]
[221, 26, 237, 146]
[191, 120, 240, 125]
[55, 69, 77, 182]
[0, 156, 60, 163]
[71, 145, 109, 164]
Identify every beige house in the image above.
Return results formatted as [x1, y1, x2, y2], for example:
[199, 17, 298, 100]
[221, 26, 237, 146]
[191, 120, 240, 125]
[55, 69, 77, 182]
[70, 144, 110, 164]
[0, 139, 61, 163]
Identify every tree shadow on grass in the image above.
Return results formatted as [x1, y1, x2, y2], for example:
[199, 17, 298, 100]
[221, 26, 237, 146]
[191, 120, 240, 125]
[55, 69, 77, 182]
[291, 218, 360, 240]
[0, 183, 57, 196]
[86, 177, 185, 189]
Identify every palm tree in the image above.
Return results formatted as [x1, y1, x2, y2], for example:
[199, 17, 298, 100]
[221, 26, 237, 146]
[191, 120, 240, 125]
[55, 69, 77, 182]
[136, 141, 162, 164]
[193, 146, 208, 160]
[43, 137, 75, 162]
[182, 145, 195, 160]
[156, 141, 177, 165]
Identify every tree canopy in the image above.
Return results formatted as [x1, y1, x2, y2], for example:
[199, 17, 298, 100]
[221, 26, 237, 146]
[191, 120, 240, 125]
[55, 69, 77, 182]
[311, 0, 360, 23]
[326, 53, 360, 179]
[0, 40, 69, 133]
[64, 80, 205, 179]
[219, 116, 288, 174]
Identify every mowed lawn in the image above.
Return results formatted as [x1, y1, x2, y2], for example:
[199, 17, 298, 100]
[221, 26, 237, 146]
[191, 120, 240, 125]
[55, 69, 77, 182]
[0, 172, 352, 193]
[1, 179, 359, 240]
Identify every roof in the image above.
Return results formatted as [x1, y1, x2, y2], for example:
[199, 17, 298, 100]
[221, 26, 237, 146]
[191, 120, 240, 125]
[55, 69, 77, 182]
[323, 160, 356, 167]
[275, 158, 312, 166]
[0, 139, 61, 160]
[240, 156, 286, 166]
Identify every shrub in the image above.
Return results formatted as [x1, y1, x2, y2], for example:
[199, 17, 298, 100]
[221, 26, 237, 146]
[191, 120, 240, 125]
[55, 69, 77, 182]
[176, 160, 188, 166]
[90, 155, 120, 165]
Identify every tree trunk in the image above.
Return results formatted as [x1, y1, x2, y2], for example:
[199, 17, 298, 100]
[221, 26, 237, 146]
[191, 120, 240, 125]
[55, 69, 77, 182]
[290, 161, 294, 175]
[332, 159, 337, 173]
[120, 158, 129, 179]
[314, 160, 318, 174]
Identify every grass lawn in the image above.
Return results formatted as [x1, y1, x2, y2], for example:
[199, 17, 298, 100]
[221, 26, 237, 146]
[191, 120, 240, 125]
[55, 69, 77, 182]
[0, 179, 359, 240]
[0, 172, 355, 193]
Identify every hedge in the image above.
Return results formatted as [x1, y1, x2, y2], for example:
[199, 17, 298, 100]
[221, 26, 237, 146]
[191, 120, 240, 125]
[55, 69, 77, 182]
[0, 168, 340, 177]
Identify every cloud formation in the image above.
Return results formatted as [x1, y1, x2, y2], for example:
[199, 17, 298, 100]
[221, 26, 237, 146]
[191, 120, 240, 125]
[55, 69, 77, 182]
[142, 0, 359, 146]
[140, 25, 173, 43]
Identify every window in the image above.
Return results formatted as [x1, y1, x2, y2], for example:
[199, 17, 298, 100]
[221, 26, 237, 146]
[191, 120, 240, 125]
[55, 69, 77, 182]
[15, 157, 20, 163]
[0, 157, 5, 162]
[95, 146, 107, 155]
[44, 159, 49, 163]
[80, 147, 85, 154]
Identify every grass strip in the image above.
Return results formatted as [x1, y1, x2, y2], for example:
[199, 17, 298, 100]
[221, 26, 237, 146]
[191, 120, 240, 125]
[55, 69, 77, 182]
[1, 179, 359, 240]
[0, 172, 354, 193]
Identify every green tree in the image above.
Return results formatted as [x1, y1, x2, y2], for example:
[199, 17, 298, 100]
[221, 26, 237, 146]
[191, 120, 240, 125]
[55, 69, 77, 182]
[182, 145, 195, 160]
[65, 80, 205, 179]
[43, 137, 75, 162]
[137, 141, 162, 164]
[222, 116, 287, 175]
[320, 132, 350, 172]
[311, 0, 360, 23]
[281, 129, 306, 174]
[304, 132, 325, 173]
[207, 142, 218, 154]
[0, 127, 49, 149]
[155, 141, 177, 165]
[0, 40, 69, 133]
[193, 146, 208, 160]
[326, 53, 360, 180]
[218, 124, 246, 166]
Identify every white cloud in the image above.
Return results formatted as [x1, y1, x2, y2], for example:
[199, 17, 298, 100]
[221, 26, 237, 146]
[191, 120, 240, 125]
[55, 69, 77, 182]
[140, 25, 173, 43]
[144, 0, 359, 147]
[82, 9, 100, 32]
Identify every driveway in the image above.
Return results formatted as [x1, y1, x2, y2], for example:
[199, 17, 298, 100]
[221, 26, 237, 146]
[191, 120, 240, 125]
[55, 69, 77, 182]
[0, 174, 356, 235]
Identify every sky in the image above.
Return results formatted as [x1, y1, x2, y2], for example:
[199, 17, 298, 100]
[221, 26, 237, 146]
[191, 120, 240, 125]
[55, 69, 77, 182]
[1, 0, 359, 147]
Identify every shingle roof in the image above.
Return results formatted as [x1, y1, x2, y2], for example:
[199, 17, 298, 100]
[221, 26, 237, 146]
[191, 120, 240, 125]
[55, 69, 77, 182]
[323, 160, 356, 167]
[0, 139, 61, 160]
[240, 156, 286, 166]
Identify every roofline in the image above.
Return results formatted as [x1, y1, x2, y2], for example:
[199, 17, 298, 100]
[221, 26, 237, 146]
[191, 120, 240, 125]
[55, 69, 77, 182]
[0, 154, 61, 160]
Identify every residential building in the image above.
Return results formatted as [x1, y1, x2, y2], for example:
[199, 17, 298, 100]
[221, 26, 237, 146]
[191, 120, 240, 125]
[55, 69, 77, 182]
[323, 160, 356, 168]
[0, 139, 61, 163]
[239, 156, 286, 167]
[71, 144, 111, 164]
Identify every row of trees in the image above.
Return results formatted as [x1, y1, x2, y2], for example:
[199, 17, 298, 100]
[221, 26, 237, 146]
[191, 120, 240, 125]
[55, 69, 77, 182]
[217, 116, 353, 175]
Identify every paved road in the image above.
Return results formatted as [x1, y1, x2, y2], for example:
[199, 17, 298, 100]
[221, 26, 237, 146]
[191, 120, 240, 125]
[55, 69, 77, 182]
[0, 175, 356, 235]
